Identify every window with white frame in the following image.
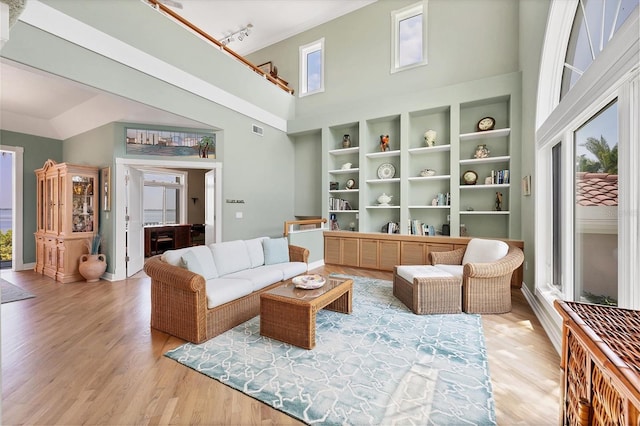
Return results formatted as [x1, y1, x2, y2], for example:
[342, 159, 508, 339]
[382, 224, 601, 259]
[299, 38, 324, 97]
[391, 1, 427, 73]
[536, 1, 639, 311]
[142, 170, 187, 226]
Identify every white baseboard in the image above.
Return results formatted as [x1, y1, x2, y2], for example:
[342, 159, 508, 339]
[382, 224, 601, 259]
[520, 284, 563, 355]
[308, 259, 325, 271]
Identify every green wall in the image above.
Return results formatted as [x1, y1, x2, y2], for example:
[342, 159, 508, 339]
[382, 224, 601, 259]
[518, 0, 551, 289]
[249, 0, 520, 119]
[0, 130, 63, 264]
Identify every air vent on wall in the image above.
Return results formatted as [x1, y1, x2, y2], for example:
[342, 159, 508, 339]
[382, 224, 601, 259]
[252, 124, 264, 136]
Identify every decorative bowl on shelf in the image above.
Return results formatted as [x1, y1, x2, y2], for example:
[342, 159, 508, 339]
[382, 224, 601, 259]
[419, 169, 436, 177]
[377, 193, 393, 206]
[341, 162, 352, 170]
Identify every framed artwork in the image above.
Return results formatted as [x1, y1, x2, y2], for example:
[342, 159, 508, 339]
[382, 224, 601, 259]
[101, 167, 111, 211]
[257, 61, 273, 75]
[522, 175, 531, 196]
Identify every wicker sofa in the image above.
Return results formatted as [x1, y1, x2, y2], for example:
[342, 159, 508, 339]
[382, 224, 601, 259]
[143, 237, 309, 343]
[430, 240, 524, 314]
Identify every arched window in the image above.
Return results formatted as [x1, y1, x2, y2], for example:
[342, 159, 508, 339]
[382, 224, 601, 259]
[561, 0, 637, 98]
[535, 0, 638, 321]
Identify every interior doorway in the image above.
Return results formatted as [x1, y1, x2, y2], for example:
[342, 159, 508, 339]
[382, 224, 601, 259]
[0, 151, 13, 269]
[0, 146, 24, 271]
[115, 158, 222, 279]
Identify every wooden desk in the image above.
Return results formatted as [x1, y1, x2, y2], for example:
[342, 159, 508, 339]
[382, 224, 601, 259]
[144, 224, 191, 257]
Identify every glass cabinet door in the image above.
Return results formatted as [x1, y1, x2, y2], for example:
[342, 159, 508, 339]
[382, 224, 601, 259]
[45, 174, 57, 233]
[71, 175, 95, 233]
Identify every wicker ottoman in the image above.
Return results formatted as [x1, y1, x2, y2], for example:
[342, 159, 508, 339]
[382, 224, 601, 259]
[393, 265, 462, 314]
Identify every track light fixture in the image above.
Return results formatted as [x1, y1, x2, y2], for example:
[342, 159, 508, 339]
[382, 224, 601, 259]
[220, 23, 253, 46]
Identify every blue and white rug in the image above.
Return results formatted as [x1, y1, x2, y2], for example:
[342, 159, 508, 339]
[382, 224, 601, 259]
[165, 274, 496, 425]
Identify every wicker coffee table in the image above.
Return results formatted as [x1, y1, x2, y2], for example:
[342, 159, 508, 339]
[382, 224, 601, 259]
[260, 276, 353, 349]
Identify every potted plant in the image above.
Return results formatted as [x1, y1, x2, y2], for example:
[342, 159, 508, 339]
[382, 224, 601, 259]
[198, 135, 215, 158]
[78, 233, 107, 282]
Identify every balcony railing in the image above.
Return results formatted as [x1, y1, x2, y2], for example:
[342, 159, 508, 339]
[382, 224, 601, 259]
[146, 0, 294, 94]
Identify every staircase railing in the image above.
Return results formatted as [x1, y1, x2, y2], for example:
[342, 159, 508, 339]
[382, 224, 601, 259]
[146, 0, 294, 94]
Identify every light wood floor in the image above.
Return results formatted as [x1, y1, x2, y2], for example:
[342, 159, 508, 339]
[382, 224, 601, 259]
[1, 265, 562, 425]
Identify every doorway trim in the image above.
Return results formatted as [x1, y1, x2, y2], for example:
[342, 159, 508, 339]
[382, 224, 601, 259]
[0, 145, 25, 271]
[113, 157, 222, 281]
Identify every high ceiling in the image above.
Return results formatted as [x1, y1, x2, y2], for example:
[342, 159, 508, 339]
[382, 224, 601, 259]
[0, 0, 375, 140]
[163, 0, 375, 56]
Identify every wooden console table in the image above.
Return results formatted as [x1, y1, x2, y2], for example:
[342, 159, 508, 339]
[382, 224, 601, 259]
[555, 300, 640, 425]
[144, 224, 192, 257]
[324, 231, 524, 287]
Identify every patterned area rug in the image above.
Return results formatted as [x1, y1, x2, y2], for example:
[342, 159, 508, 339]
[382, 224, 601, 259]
[165, 275, 496, 425]
[1, 277, 35, 304]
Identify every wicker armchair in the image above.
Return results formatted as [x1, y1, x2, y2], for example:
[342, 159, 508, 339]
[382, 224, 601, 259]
[430, 244, 524, 314]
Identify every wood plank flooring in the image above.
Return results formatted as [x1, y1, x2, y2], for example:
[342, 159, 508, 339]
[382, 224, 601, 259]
[1, 265, 561, 425]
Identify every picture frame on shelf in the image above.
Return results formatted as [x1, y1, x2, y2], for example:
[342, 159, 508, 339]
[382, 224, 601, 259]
[257, 61, 273, 75]
[101, 167, 111, 211]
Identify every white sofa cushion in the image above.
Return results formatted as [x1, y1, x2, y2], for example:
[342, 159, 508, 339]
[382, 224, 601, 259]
[225, 267, 284, 292]
[162, 245, 218, 280]
[433, 264, 464, 278]
[263, 237, 290, 265]
[210, 240, 252, 276]
[396, 265, 455, 282]
[244, 237, 268, 268]
[260, 262, 308, 280]
[462, 238, 509, 265]
[205, 278, 253, 309]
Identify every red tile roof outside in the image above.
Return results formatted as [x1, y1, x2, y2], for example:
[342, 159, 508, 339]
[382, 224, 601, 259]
[576, 172, 618, 206]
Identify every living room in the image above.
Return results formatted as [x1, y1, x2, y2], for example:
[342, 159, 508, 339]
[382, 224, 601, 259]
[1, 0, 638, 424]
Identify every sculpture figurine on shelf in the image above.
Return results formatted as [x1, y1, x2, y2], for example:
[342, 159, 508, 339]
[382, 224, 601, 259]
[342, 134, 351, 148]
[474, 144, 490, 159]
[424, 129, 437, 147]
[380, 134, 390, 151]
[495, 192, 503, 211]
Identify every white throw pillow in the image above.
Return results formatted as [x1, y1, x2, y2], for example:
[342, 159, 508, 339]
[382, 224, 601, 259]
[162, 246, 218, 279]
[244, 237, 268, 268]
[210, 240, 252, 276]
[462, 238, 509, 265]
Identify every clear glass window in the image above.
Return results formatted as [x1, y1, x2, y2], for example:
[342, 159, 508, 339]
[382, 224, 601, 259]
[143, 170, 185, 225]
[573, 100, 619, 305]
[391, 2, 427, 72]
[561, 0, 638, 98]
[299, 38, 324, 97]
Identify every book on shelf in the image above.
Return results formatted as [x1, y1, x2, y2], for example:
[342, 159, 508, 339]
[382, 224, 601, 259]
[409, 219, 436, 236]
[490, 169, 510, 184]
[329, 197, 353, 210]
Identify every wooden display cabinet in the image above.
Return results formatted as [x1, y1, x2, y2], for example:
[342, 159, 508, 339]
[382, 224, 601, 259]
[35, 160, 99, 283]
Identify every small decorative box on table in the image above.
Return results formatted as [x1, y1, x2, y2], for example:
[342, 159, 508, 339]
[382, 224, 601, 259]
[554, 300, 640, 425]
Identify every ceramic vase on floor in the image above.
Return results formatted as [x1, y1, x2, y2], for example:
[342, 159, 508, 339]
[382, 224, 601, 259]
[78, 254, 107, 282]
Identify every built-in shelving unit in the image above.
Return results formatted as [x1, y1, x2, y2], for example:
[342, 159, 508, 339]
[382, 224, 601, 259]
[304, 75, 521, 239]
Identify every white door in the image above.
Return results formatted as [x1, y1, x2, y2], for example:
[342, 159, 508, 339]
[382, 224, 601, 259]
[205, 169, 216, 245]
[126, 166, 144, 276]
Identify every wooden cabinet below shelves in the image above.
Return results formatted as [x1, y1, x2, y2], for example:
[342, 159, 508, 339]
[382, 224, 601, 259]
[324, 231, 524, 287]
[360, 240, 400, 271]
[324, 236, 359, 267]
